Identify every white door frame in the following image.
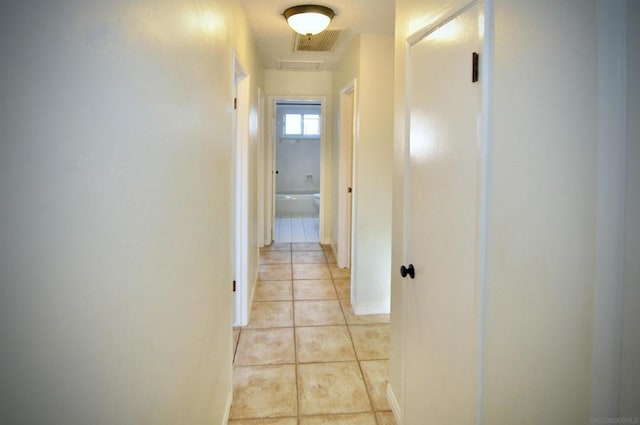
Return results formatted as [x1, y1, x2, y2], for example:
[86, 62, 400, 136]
[337, 80, 357, 269]
[264, 95, 328, 244]
[233, 51, 250, 327]
[257, 87, 266, 248]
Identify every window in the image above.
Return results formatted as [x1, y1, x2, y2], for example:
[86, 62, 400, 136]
[283, 113, 321, 137]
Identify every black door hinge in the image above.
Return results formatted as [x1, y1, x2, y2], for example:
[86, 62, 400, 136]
[233, 280, 236, 292]
[234, 97, 237, 110]
[472, 52, 479, 83]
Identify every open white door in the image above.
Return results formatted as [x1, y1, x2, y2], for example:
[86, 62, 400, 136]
[402, 2, 485, 423]
[337, 82, 356, 268]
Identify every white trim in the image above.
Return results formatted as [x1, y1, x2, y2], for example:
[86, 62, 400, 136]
[386, 384, 402, 425]
[233, 50, 250, 327]
[400, 30, 413, 425]
[352, 299, 390, 316]
[221, 389, 232, 425]
[407, 0, 478, 46]
[257, 87, 266, 248]
[591, 0, 627, 418]
[476, 1, 492, 423]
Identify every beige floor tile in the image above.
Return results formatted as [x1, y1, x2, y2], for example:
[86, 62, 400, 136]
[230, 365, 297, 419]
[297, 362, 371, 415]
[375, 412, 398, 425]
[261, 242, 292, 252]
[295, 300, 345, 326]
[259, 264, 292, 281]
[349, 324, 390, 360]
[235, 328, 295, 366]
[293, 264, 331, 280]
[255, 281, 293, 301]
[294, 280, 337, 300]
[333, 278, 351, 299]
[260, 250, 292, 264]
[328, 264, 350, 279]
[359, 360, 390, 411]
[247, 301, 293, 329]
[292, 242, 323, 251]
[340, 299, 390, 325]
[229, 419, 297, 425]
[299, 413, 376, 425]
[292, 251, 327, 264]
[323, 250, 337, 263]
[295, 326, 356, 363]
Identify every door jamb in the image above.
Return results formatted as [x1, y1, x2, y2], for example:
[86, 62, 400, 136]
[233, 51, 250, 327]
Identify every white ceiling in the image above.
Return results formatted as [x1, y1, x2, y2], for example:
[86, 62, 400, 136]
[239, 0, 395, 71]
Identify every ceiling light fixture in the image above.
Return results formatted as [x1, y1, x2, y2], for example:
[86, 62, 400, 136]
[283, 4, 335, 36]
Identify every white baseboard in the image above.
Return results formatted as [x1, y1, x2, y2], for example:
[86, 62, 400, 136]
[386, 383, 402, 425]
[221, 390, 232, 425]
[352, 299, 390, 315]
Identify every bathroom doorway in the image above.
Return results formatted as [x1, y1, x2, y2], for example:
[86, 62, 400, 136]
[273, 101, 322, 242]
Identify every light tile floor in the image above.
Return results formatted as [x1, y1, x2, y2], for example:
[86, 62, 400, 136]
[230, 242, 396, 425]
[275, 215, 320, 243]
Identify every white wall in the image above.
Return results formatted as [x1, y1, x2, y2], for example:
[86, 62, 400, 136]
[236, 8, 264, 327]
[333, 34, 394, 314]
[265, 70, 333, 243]
[331, 39, 361, 249]
[275, 138, 321, 194]
[353, 34, 394, 313]
[483, 1, 597, 422]
[0, 1, 261, 424]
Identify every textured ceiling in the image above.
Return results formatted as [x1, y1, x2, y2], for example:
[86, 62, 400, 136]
[239, 0, 395, 71]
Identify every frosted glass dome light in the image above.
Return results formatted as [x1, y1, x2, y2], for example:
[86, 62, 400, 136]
[283, 5, 335, 36]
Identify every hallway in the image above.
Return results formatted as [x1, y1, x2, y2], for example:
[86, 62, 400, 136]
[229, 243, 395, 425]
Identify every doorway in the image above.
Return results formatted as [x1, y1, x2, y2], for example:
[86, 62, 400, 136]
[263, 97, 328, 246]
[273, 101, 322, 243]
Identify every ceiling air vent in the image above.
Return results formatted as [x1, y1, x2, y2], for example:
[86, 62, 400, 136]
[276, 60, 324, 71]
[292, 29, 344, 52]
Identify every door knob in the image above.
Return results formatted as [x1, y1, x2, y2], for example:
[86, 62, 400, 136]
[400, 264, 415, 279]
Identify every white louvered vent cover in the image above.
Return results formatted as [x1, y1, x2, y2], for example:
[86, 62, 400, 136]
[276, 60, 324, 71]
[292, 29, 344, 52]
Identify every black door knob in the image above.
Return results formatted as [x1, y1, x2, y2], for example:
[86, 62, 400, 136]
[400, 264, 415, 279]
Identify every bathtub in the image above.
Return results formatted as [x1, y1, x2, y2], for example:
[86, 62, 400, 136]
[276, 192, 320, 216]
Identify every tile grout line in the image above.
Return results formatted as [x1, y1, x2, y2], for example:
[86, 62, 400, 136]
[340, 282, 380, 422]
[290, 246, 302, 423]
